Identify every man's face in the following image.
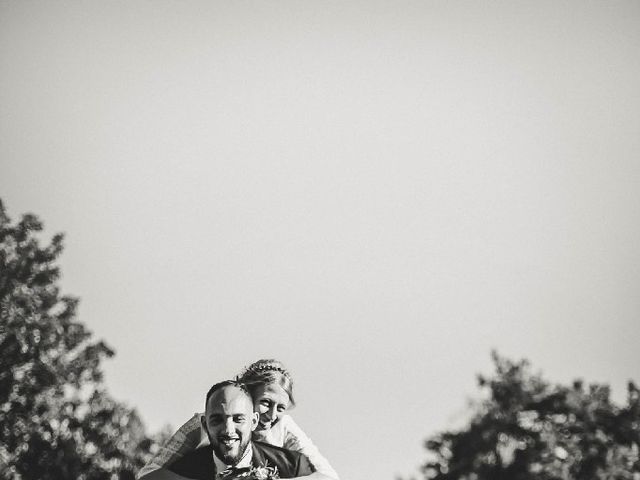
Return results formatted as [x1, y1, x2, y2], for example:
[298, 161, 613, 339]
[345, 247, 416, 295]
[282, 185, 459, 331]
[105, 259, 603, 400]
[202, 386, 258, 465]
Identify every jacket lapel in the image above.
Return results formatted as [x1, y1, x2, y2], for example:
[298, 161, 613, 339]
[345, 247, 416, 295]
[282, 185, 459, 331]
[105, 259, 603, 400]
[250, 441, 265, 467]
[201, 446, 217, 480]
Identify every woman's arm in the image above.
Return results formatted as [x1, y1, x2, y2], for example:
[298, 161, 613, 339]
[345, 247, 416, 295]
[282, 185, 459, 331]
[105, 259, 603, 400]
[137, 413, 205, 480]
[282, 415, 339, 480]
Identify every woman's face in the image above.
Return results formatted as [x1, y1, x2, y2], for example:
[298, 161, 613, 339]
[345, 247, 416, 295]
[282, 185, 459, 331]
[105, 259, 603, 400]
[252, 383, 290, 432]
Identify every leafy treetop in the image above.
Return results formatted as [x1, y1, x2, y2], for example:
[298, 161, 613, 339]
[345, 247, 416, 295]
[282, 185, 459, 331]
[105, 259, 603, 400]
[420, 352, 640, 480]
[0, 199, 162, 480]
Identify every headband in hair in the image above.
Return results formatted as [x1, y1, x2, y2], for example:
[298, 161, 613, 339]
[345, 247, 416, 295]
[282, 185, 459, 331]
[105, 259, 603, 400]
[244, 362, 290, 379]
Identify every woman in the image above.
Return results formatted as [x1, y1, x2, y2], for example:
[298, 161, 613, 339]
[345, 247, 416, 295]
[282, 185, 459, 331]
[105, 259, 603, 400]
[138, 359, 338, 480]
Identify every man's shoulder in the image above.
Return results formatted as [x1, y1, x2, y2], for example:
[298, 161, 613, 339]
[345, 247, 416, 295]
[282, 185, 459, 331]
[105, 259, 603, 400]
[168, 445, 213, 480]
[252, 440, 301, 460]
[252, 441, 314, 477]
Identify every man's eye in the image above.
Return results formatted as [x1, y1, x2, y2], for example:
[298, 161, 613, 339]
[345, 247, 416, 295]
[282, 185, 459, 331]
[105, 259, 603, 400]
[277, 405, 286, 412]
[233, 415, 245, 423]
[209, 417, 223, 425]
[260, 400, 270, 407]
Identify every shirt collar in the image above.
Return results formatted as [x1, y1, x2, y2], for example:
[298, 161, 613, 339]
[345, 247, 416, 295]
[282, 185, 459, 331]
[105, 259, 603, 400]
[212, 442, 253, 472]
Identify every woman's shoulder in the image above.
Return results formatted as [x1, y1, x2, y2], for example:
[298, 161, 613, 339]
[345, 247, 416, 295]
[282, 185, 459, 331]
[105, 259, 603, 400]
[279, 414, 340, 479]
[264, 414, 298, 445]
[279, 414, 295, 428]
[279, 414, 307, 435]
[280, 414, 312, 443]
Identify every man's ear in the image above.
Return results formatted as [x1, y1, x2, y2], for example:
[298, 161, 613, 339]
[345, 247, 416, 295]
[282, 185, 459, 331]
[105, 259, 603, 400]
[200, 413, 208, 435]
[250, 411, 259, 432]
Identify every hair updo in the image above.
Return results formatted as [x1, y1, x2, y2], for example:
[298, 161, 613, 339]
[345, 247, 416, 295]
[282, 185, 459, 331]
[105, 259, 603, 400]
[236, 359, 295, 407]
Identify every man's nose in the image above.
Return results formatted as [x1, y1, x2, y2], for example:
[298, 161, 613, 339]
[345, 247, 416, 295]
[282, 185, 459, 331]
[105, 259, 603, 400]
[224, 418, 235, 433]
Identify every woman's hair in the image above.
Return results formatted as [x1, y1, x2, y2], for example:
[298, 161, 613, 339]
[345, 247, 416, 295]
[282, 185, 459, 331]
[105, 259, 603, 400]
[236, 359, 295, 407]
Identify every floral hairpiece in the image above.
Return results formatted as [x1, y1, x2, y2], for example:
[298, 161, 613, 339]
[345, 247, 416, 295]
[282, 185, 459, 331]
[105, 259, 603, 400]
[251, 364, 289, 376]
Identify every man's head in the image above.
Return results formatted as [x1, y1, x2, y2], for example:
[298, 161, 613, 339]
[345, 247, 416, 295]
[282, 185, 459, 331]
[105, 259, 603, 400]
[201, 380, 259, 465]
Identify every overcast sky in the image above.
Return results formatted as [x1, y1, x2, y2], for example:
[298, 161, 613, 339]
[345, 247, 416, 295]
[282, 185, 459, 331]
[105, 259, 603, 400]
[2, 2, 640, 479]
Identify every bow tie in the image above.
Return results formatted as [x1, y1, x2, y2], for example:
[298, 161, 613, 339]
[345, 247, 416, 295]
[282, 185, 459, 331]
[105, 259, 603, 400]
[216, 466, 252, 479]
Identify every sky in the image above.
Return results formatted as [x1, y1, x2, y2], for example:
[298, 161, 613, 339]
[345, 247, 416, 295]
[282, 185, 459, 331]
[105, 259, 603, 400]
[1, 2, 640, 479]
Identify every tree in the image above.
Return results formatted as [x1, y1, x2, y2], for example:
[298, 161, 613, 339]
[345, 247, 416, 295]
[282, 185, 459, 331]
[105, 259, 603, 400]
[421, 352, 640, 480]
[0, 200, 160, 479]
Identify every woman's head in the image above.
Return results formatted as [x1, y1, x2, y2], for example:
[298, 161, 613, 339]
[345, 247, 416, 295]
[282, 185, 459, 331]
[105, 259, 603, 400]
[237, 359, 295, 432]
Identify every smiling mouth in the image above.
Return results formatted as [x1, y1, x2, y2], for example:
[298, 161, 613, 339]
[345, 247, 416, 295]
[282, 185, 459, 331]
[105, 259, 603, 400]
[219, 437, 240, 448]
[258, 419, 276, 430]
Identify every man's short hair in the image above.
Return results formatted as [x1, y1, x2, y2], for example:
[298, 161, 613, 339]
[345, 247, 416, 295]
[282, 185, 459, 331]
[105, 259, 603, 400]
[204, 379, 252, 410]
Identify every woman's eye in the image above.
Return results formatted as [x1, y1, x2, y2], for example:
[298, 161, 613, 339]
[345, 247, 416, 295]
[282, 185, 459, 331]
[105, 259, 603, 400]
[260, 400, 270, 407]
[277, 406, 286, 412]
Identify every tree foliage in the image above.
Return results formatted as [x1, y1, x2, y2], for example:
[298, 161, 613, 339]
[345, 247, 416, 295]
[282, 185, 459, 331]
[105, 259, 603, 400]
[421, 352, 640, 480]
[0, 200, 160, 479]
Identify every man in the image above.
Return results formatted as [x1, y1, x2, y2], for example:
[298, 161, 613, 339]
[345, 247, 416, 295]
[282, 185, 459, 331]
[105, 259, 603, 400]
[168, 380, 314, 479]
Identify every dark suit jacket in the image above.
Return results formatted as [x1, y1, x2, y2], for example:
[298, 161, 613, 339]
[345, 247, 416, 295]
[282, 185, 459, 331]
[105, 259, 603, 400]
[168, 441, 315, 479]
